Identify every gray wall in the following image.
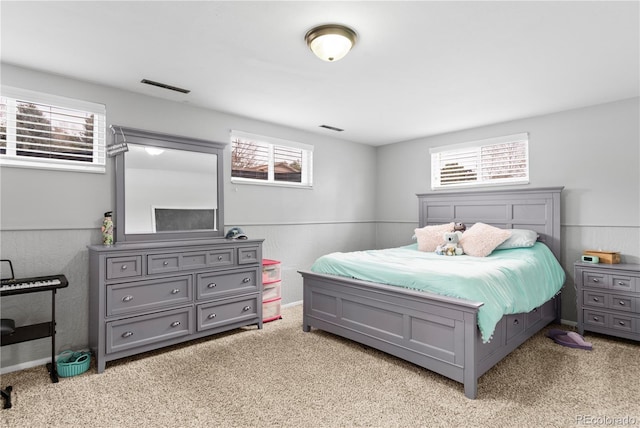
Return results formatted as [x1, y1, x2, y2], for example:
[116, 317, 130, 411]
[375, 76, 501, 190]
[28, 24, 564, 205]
[375, 97, 640, 323]
[0, 63, 376, 369]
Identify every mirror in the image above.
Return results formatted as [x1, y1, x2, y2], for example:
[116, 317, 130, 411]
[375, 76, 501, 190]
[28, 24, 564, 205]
[113, 125, 225, 243]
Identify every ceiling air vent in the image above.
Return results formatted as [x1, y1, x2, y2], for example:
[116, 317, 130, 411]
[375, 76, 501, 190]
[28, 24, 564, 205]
[141, 79, 191, 94]
[319, 124, 344, 132]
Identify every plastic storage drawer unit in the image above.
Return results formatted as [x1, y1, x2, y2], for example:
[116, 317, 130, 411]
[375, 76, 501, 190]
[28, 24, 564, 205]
[262, 259, 281, 284]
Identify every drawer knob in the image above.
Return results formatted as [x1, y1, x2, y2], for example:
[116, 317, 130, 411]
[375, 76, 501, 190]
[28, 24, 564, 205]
[242, 277, 251, 283]
[171, 289, 180, 294]
[592, 278, 599, 283]
[243, 305, 251, 311]
[121, 265, 128, 270]
[170, 321, 181, 327]
[208, 313, 216, 319]
[122, 295, 134, 302]
[593, 317, 599, 322]
[122, 331, 133, 338]
[619, 301, 626, 306]
[592, 297, 599, 302]
[619, 321, 626, 326]
[208, 283, 217, 288]
[218, 255, 223, 261]
[163, 261, 169, 266]
[513, 319, 519, 325]
[617, 281, 625, 286]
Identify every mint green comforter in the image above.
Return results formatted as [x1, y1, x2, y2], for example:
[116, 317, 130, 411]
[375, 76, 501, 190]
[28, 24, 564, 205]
[310, 243, 566, 342]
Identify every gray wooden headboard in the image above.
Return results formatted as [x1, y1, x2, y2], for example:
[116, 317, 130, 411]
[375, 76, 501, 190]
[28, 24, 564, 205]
[416, 187, 563, 260]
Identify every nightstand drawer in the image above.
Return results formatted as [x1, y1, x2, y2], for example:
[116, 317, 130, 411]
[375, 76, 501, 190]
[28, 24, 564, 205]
[609, 294, 636, 313]
[583, 310, 608, 328]
[610, 314, 634, 332]
[611, 275, 635, 292]
[582, 271, 609, 289]
[582, 290, 607, 309]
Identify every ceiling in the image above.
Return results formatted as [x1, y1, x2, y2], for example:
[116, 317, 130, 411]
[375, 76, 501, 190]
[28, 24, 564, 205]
[1, 1, 638, 146]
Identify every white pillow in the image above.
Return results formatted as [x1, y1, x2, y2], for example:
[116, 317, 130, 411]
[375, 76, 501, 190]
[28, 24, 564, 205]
[414, 223, 455, 252]
[495, 229, 539, 250]
[459, 223, 511, 257]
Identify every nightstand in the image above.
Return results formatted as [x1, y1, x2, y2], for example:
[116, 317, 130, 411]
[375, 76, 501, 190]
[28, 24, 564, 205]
[575, 262, 640, 342]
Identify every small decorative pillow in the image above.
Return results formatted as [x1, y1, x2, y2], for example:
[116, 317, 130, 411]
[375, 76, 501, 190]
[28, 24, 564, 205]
[414, 222, 455, 252]
[495, 229, 539, 250]
[459, 223, 512, 257]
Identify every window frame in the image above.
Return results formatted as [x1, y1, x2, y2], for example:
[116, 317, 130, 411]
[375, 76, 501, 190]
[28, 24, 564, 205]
[430, 133, 529, 190]
[0, 86, 107, 173]
[230, 130, 313, 188]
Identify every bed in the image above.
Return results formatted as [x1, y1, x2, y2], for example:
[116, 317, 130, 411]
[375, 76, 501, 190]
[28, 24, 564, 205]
[299, 187, 565, 399]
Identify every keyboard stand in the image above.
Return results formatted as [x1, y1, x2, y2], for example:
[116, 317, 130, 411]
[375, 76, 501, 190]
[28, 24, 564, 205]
[1, 288, 62, 383]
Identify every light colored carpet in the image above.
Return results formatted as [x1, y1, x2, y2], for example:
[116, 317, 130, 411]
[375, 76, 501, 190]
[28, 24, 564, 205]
[1, 304, 638, 427]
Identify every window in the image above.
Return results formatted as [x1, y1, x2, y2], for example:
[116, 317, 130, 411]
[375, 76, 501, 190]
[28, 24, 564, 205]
[231, 130, 313, 187]
[0, 86, 106, 173]
[430, 133, 529, 190]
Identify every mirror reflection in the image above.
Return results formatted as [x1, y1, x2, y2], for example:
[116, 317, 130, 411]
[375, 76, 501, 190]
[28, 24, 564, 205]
[124, 143, 218, 234]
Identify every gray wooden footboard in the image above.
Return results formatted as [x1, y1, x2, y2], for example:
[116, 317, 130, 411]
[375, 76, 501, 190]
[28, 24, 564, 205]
[300, 270, 559, 399]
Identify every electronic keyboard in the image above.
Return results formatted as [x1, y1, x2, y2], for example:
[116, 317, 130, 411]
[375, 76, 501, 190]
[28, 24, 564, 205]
[0, 274, 68, 296]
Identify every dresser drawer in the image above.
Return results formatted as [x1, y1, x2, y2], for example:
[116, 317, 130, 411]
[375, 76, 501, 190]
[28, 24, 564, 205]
[181, 252, 208, 270]
[196, 269, 258, 301]
[106, 275, 192, 317]
[196, 295, 260, 332]
[106, 256, 142, 280]
[238, 246, 260, 265]
[582, 271, 609, 289]
[208, 248, 235, 268]
[147, 251, 210, 275]
[147, 254, 180, 275]
[582, 290, 607, 309]
[106, 307, 193, 354]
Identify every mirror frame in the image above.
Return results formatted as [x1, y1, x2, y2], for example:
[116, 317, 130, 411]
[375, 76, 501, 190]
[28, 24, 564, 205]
[113, 125, 225, 243]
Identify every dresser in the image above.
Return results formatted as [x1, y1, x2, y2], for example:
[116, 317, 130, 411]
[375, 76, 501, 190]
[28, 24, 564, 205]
[89, 238, 263, 373]
[575, 262, 640, 342]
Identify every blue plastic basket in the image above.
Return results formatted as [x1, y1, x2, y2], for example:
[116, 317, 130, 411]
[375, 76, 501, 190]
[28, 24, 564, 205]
[57, 350, 91, 377]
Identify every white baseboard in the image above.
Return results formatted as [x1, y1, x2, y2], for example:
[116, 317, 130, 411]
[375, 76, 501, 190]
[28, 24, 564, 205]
[1, 348, 91, 375]
[282, 300, 302, 309]
[0, 356, 52, 375]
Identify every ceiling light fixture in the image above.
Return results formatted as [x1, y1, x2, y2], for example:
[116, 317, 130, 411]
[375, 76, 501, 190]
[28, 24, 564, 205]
[305, 24, 357, 62]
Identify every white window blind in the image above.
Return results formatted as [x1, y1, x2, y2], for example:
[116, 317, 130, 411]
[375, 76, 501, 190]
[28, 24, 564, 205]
[230, 130, 313, 187]
[430, 133, 529, 189]
[0, 86, 106, 173]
